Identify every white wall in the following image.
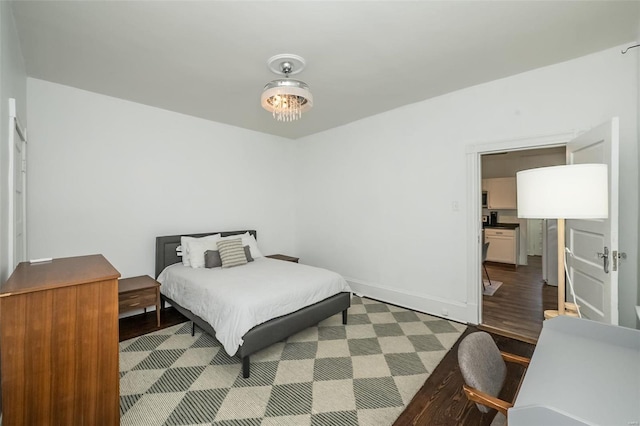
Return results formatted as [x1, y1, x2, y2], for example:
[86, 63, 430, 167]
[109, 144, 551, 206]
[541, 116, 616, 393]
[637, 19, 640, 328]
[22, 44, 640, 328]
[295, 44, 639, 328]
[27, 79, 296, 278]
[0, 2, 27, 283]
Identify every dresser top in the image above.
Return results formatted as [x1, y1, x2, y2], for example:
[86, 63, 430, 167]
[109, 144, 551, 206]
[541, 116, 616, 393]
[1, 254, 120, 296]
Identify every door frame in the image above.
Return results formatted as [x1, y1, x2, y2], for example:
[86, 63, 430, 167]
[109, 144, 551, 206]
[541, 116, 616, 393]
[465, 130, 576, 325]
[7, 98, 27, 271]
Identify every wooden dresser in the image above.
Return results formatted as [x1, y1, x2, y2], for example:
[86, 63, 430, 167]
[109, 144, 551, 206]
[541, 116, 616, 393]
[0, 255, 121, 426]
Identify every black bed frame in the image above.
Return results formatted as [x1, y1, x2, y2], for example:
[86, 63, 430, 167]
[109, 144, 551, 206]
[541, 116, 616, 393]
[155, 230, 351, 378]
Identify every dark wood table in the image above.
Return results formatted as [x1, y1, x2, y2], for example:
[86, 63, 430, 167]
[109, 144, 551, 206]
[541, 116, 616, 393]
[118, 275, 161, 327]
[265, 254, 300, 263]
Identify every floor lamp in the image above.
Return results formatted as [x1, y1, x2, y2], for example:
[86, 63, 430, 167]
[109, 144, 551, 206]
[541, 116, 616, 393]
[516, 164, 608, 319]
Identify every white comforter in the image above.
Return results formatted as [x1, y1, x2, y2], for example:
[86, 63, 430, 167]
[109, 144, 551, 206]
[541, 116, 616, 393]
[157, 258, 350, 356]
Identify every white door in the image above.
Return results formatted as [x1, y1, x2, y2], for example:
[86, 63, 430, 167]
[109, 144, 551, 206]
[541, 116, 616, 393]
[14, 136, 26, 264]
[8, 98, 27, 269]
[565, 118, 619, 324]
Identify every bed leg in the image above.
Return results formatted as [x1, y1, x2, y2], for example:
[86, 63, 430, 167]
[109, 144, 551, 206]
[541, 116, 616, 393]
[342, 309, 348, 325]
[191, 322, 195, 337]
[242, 357, 250, 378]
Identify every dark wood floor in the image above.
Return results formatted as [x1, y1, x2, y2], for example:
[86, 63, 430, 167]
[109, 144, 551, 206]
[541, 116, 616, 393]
[481, 255, 557, 343]
[395, 257, 552, 424]
[394, 326, 534, 426]
[119, 307, 188, 342]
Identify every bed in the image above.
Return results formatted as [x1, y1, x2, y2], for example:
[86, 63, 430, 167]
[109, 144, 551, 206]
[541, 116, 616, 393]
[155, 230, 351, 378]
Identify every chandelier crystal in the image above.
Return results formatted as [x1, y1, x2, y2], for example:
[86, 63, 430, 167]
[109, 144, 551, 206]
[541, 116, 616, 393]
[261, 55, 313, 122]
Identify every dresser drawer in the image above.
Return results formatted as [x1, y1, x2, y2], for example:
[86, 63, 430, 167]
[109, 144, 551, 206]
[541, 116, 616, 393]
[485, 228, 515, 237]
[119, 288, 157, 312]
[118, 275, 162, 327]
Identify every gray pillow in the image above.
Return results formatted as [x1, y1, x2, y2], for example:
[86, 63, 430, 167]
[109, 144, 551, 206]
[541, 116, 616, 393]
[205, 246, 252, 268]
[244, 245, 254, 262]
[204, 250, 222, 268]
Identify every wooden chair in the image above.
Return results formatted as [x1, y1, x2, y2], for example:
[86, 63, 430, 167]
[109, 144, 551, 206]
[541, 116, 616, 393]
[457, 332, 530, 425]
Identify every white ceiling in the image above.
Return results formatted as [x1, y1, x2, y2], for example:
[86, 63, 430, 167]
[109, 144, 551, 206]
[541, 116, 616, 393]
[11, 1, 640, 140]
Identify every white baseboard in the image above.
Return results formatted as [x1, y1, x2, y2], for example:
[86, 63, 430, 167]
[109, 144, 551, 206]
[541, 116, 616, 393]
[345, 277, 468, 324]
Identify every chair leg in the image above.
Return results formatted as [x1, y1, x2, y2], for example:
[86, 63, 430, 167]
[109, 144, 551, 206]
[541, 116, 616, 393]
[483, 264, 493, 288]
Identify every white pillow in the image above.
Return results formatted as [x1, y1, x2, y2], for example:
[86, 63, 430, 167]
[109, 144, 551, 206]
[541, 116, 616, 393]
[244, 234, 263, 258]
[181, 234, 221, 267]
[188, 237, 223, 268]
[220, 232, 263, 258]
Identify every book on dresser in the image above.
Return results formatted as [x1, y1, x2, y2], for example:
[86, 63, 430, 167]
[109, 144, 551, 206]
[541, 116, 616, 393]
[0, 254, 121, 426]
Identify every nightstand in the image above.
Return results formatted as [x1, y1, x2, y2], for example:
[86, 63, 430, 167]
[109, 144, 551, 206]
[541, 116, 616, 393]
[118, 275, 161, 327]
[266, 254, 300, 263]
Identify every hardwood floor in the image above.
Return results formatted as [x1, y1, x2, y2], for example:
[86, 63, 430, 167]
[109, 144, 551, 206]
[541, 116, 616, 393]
[394, 327, 534, 426]
[119, 307, 188, 342]
[395, 257, 556, 424]
[481, 255, 557, 343]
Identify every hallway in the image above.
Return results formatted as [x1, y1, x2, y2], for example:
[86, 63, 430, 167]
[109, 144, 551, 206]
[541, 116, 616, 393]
[481, 256, 557, 343]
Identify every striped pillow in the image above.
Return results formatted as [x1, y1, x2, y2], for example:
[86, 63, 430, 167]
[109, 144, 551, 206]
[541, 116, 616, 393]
[216, 238, 248, 268]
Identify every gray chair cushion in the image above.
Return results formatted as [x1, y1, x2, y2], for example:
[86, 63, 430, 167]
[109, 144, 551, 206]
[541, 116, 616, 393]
[457, 331, 507, 414]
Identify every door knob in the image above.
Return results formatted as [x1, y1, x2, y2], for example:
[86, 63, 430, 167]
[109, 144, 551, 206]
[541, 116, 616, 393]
[597, 247, 609, 274]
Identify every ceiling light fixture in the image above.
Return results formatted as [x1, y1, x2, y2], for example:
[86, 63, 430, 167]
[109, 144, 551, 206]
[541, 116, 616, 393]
[261, 54, 313, 122]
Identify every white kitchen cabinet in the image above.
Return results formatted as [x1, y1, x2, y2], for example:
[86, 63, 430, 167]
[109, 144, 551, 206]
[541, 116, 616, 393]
[485, 177, 517, 209]
[485, 228, 519, 265]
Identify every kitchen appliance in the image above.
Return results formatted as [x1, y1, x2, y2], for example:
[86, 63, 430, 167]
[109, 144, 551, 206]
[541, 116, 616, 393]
[482, 191, 488, 208]
[489, 211, 498, 226]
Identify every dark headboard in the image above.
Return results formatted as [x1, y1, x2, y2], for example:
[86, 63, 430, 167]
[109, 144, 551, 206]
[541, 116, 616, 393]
[155, 230, 257, 278]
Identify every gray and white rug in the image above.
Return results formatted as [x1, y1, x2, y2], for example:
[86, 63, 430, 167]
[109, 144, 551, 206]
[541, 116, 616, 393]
[119, 296, 466, 425]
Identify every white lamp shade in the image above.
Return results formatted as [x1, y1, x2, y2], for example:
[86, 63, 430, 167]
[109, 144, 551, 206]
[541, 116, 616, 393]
[516, 164, 608, 219]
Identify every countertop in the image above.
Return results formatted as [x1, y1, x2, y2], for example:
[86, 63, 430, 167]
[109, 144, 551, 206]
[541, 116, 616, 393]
[483, 222, 520, 230]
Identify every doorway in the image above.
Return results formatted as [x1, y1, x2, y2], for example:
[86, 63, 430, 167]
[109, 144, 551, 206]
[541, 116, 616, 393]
[464, 131, 575, 342]
[480, 147, 566, 342]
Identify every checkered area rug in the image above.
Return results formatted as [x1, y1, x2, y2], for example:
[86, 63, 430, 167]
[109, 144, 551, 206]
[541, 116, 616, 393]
[119, 296, 466, 425]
